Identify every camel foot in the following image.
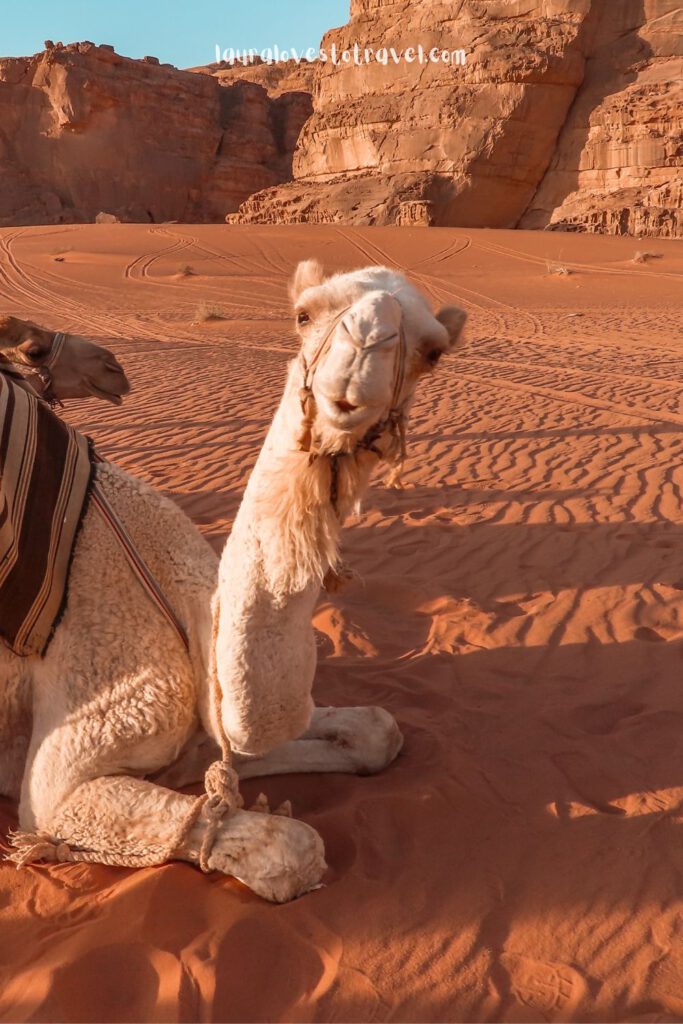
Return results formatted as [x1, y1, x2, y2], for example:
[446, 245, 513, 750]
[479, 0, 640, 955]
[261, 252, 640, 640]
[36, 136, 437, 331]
[179, 809, 326, 903]
[310, 705, 404, 775]
[235, 705, 404, 780]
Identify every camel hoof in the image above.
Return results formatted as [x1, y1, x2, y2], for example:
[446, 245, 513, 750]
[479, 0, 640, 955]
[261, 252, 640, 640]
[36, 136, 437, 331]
[208, 811, 326, 903]
[354, 706, 404, 775]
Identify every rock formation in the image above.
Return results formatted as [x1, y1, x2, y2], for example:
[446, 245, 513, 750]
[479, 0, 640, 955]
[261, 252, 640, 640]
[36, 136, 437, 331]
[0, 3, 680, 236]
[190, 56, 316, 99]
[235, 0, 682, 237]
[521, 0, 683, 236]
[0, 42, 312, 226]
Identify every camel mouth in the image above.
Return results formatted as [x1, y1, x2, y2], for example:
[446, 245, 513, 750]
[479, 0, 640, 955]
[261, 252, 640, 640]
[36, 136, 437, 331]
[317, 392, 378, 433]
[87, 381, 125, 405]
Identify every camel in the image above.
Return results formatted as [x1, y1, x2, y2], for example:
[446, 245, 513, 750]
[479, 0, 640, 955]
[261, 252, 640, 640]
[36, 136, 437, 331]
[3, 263, 466, 902]
[0, 317, 130, 797]
[0, 315, 130, 406]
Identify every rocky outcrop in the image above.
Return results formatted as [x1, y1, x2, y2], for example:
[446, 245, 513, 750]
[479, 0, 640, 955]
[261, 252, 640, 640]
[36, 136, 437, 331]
[235, 0, 682, 236]
[190, 56, 316, 99]
[520, 1, 683, 236]
[0, 42, 312, 226]
[236, 0, 588, 227]
[1, 4, 680, 237]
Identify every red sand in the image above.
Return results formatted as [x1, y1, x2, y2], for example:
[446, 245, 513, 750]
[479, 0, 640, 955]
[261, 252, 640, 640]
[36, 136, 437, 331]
[1, 225, 682, 1022]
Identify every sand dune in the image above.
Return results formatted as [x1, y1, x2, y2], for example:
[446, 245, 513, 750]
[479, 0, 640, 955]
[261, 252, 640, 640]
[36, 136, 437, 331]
[1, 224, 682, 1022]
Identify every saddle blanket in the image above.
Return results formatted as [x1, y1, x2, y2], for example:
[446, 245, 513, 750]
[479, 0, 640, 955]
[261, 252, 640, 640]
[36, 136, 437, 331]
[0, 372, 93, 657]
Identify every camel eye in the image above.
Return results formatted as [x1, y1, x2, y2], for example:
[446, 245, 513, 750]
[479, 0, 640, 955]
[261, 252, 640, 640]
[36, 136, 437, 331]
[21, 343, 44, 361]
[297, 311, 311, 326]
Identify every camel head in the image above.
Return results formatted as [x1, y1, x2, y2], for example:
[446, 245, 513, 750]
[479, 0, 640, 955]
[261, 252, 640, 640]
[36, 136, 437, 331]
[290, 260, 466, 460]
[0, 316, 130, 405]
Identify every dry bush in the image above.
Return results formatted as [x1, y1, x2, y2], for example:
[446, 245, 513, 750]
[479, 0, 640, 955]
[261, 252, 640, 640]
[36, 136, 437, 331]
[547, 261, 572, 276]
[632, 251, 662, 264]
[195, 299, 224, 322]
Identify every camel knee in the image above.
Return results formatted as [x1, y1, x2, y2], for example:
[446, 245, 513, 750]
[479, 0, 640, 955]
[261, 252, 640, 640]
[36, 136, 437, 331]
[226, 694, 315, 758]
[20, 773, 200, 869]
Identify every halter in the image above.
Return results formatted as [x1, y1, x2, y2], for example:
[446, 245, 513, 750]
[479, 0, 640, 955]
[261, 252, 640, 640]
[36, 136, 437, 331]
[0, 331, 67, 408]
[297, 302, 410, 505]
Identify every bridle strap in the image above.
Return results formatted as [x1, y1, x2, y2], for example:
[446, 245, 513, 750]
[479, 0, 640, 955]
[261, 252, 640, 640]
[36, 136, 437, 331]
[297, 306, 353, 452]
[298, 304, 409, 448]
[0, 330, 67, 408]
[300, 307, 352, 394]
[43, 331, 66, 370]
[296, 303, 410, 509]
[388, 321, 407, 416]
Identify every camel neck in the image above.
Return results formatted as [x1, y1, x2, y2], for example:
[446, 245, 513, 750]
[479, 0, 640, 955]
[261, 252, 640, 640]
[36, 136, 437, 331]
[212, 360, 378, 756]
[226, 363, 373, 598]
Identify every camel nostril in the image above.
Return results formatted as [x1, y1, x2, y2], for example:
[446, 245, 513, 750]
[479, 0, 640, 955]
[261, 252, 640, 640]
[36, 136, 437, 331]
[335, 399, 358, 414]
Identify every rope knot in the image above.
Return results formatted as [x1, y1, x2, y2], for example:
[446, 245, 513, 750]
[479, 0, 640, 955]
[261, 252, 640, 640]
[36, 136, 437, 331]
[299, 385, 313, 410]
[204, 759, 243, 817]
[196, 760, 244, 874]
[297, 386, 316, 452]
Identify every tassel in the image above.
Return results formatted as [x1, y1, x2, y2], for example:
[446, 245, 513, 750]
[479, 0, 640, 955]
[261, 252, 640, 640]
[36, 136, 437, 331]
[6, 830, 74, 868]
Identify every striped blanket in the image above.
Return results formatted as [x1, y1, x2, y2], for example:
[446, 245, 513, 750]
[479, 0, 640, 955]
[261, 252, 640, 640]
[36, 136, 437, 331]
[0, 372, 94, 657]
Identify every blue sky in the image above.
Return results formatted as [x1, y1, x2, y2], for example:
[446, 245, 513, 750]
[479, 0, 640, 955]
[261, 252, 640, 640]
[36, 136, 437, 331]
[2, 0, 349, 68]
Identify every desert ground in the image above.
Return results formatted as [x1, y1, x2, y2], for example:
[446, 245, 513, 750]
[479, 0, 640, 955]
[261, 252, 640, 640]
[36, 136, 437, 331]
[0, 223, 682, 1023]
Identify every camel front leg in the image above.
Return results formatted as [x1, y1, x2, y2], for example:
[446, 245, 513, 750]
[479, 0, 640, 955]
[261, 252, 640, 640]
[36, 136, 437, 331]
[237, 706, 404, 780]
[13, 773, 325, 903]
[155, 706, 404, 788]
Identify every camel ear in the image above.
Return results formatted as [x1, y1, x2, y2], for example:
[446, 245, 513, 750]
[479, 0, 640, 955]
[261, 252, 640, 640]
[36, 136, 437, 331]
[435, 306, 467, 352]
[290, 259, 325, 304]
[0, 316, 24, 349]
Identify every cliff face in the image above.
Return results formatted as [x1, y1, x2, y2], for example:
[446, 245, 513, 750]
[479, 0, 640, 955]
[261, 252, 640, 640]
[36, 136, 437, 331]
[520, 0, 683, 236]
[236, 0, 682, 236]
[0, 42, 312, 226]
[1, 6, 680, 236]
[190, 57, 317, 99]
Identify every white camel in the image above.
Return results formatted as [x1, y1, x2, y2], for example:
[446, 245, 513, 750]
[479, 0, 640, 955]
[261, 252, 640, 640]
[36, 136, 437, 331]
[3, 263, 466, 902]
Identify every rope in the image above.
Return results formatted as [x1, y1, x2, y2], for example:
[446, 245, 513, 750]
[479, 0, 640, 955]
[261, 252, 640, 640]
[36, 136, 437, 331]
[90, 479, 190, 654]
[194, 593, 243, 873]
[7, 626, 243, 875]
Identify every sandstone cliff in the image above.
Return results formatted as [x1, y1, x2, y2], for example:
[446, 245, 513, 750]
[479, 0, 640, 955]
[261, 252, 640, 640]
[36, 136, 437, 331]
[190, 57, 317, 99]
[235, 0, 682, 236]
[521, 0, 683, 236]
[1, 4, 680, 237]
[0, 42, 312, 226]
